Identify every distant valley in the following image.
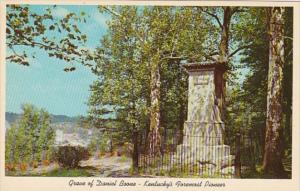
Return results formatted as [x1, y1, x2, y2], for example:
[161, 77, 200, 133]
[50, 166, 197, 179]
[5, 112, 100, 147]
[5, 112, 80, 124]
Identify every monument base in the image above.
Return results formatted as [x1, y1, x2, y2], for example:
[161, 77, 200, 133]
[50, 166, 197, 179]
[172, 144, 235, 177]
[171, 121, 235, 177]
[176, 144, 234, 164]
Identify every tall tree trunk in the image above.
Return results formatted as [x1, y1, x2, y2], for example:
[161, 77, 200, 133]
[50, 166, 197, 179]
[219, 7, 232, 63]
[9, 136, 17, 164]
[262, 7, 286, 177]
[148, 53, 161, 158]
[132, 129, 139, 173]
[131, 98, 139, 173]
[218, 7, 232, 120]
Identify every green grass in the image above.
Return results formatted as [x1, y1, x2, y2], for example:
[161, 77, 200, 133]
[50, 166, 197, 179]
[6, 168, 91, 177]
[41, 168, 92, 177]
[118, 155, 129, 163]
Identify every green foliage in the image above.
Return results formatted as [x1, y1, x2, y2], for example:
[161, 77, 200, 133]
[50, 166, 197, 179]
[6, 5, 292, 178]
[89, 6, 209, 145]
[282, 8, 293, 153]
[160, 60, 188, 134]
[225, 8, 269, 161]
[88, 130, 112, 155]
[87, 128, 101, 154]
[55, 145, 90, 168]
[5, 104, 55, 167]
[5, 123, 17, 163]
[42, 168, 91, 177]
[88, 7, 293, 178]
[225, 8, 293, 176]
[6, 5, 93, 69]
[88, 6, 266, 144]
[118, 155, 129, 163]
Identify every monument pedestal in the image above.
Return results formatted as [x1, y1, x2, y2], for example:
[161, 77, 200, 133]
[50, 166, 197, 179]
[174, 63, 234, 177]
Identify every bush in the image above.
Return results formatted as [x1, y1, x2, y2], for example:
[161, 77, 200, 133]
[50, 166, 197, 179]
[5, 104, 55, 168]
[5, 163, 16, 171]
[42, 160, 50, 166]
[31, 160, 39, 168]
[19, 163, 28, 172]
[55, 146, 90, 168]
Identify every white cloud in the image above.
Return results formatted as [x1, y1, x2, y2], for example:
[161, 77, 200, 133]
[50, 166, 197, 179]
[52, 7, 70, 18]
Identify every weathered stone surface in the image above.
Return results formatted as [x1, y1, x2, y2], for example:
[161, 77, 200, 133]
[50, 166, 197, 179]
[173, 63, 233, 177]
[183, 63, 226, 141]
[183, 122, 224, 145]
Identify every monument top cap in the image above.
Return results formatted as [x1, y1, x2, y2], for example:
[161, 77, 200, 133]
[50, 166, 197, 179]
[183, 62, 227, 73]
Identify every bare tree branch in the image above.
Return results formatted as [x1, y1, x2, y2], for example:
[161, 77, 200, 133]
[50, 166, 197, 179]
[283, 36, 293, 41]
[286, 47, 293, 58]
[160, 56, 187, 62]
[101, 6, 122, 17]
[231, 7, 247, 17]
[204, 54, 218, 62]
[200, 8, 223, 29]
[228, 44, 252, 58]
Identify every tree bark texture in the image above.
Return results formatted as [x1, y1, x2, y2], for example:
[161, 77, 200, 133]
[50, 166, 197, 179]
[132, 130, 139, 173]
[148, 54, 161, 158]
[218, 7, 232, 63]
[218, 7, 232, 120]
[263, 7, 286, 177]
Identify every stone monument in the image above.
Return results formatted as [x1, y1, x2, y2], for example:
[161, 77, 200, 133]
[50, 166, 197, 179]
[175, 62, 234, 176]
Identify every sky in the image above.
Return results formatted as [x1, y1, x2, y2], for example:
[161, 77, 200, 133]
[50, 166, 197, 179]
[6, 5, 249, 117]
[6, 5, 109, 116]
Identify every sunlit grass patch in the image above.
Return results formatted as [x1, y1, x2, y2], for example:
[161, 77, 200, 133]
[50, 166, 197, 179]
[41, 168, 92, 177]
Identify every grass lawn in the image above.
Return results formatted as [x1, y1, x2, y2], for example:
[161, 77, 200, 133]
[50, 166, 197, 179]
[6, 167, 92, 177]
[42, 168, 92, 177]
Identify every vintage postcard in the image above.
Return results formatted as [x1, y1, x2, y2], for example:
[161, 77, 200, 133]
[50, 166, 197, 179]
[0, 0, 299, 191]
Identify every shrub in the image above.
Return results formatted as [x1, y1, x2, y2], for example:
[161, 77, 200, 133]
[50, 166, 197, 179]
[5, 163, 16, 171]
[19, 163, 28, 172]
[31, 160, 39, 168]
[42, 160, 50, 166]
[5, 105, 55, 168]
[55, 145, 90, 168]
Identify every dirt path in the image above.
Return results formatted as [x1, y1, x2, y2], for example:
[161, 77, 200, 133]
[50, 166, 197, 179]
[6, 156, 133, 177]
[79, 156, 132, 177]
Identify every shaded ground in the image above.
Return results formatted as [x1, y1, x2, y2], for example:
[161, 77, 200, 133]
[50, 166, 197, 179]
[6, 155, 133, 177]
